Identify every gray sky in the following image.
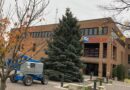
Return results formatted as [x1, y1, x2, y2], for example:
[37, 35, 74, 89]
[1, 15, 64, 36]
[4, 0, 128, 24]
[4, 0, 130, 37]
[43, 0, 130, 37]
[44, 0, 112, 24]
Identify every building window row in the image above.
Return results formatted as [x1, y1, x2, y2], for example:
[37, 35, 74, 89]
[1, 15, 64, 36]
[30, 31, 53, 38]
[80, 27, 108, 36]
[84, 48, 99, 57]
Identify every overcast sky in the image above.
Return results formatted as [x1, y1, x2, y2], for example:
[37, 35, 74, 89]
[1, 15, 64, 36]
[44, 0, 112, 24]
[4, 0, 129, 24]
[4, 0, 130, 37]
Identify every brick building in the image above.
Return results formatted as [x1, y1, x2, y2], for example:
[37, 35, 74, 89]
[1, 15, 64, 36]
[18, 17, 129, 78]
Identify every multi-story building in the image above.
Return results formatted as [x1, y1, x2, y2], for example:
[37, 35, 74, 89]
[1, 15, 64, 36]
[17, 17, 128, 78]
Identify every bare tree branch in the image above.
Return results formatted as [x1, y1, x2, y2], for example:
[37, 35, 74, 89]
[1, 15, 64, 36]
[100, 0, 130, 30]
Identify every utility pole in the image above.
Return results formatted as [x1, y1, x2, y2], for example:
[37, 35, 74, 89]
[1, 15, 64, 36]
[55, 8, 58, 23]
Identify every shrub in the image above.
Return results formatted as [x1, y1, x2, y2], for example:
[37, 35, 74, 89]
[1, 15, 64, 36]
[45, 69, 62, 81]
[45, 69, 83, 82]
[112, 67, 117, 78]
[116, 64, 125, 81]
[112, 64, 125, 81]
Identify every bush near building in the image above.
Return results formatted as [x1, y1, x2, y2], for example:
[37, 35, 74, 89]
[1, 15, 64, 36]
[112, 64, 125, 81]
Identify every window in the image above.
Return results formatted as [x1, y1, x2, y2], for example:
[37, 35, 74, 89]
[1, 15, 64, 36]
[38, 32, 40, 38]
[39, 32, 41, 37]
[46, 32, 49, 37]
[30, 63, 35, 68]
[85, 29, 88, 35]
[46, 32, 51, 37]
[47, 32, 51, 37]
[84, 48, 99, 57]
[41, 32, 44, 37]
[88, 29, 93, 35]
[40, 32, 42, 37]
[128, 55, 130, 64]
[94, 28, 98, 35]
[98, 29, 103, 35]
[102, 27, 108, 35]
[84, 43, 99, 57]
[80, 29, 85, 35]
[34, 32, 36, 38]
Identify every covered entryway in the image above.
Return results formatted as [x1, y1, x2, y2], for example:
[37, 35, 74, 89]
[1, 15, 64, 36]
[85, 63, 98, 76]
[84, 63, 106, 77]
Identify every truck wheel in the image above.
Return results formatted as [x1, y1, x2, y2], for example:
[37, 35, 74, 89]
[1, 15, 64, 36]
[10, 74, 18, 83]
[23, 75, 33, 86]
[41, 75, 48, 85]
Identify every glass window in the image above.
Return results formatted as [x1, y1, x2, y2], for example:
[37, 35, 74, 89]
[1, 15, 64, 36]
[98, 28, 103, 35]
[88, 29, 93, 35]
[40, 32, 42, 37]
[94, 28, 98, 35]
[85, 29, 88, 35]
[80, 29, 85, 35]
[39, 32, 41, 38]
[34, 32, 36, 38]
[44, 32, 47, 38]
[46, 32, 51, 37]
[102, 27, 108, 35]
[32, 32, 35, 38]
[30, 63, 35, 68]
[41, 32, 44, 37]
[47, 32, 50, 37]
[38, 32, 40, 38]
[36, 32, 38, 38]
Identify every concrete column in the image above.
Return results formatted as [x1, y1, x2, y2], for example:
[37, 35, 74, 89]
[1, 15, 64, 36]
[106, 43, 112, 78]
[98, 43, 103, 78]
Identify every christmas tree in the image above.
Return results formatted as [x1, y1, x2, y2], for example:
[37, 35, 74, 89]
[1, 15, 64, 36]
[45, 8, 83, 82]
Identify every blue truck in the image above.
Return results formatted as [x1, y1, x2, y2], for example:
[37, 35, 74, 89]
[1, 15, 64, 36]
[8, 55, 48, 86]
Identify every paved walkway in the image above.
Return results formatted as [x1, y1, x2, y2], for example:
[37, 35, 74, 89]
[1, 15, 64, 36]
[5, 75, 130, 90]
[84, 75, 130, 90]
[105, 81, 130, 90]
[5, 79, 67, 90]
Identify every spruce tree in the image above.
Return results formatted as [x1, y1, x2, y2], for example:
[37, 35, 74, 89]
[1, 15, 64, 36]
[45, 8, 83, 82]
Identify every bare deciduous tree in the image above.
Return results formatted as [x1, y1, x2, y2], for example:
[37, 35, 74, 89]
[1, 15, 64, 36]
[0, 0, 49, 90]
[100, 0, 130, 29]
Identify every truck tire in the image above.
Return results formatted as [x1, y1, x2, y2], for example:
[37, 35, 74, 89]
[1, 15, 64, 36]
[10, 74, 18, 83]
[23, 75, 33, 86]
[41, 75, 48, 85]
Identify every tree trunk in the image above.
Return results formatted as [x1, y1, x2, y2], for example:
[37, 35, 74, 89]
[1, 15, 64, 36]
[0, 80, 6, 90]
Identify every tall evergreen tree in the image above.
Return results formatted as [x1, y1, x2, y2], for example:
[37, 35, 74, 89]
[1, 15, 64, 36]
[45, 8, 83, 82]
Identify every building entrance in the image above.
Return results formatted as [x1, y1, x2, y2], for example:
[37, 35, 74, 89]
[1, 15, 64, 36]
[85, 63, 98, 76]
[84, 63, 106, 77]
